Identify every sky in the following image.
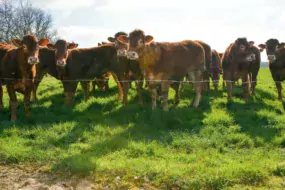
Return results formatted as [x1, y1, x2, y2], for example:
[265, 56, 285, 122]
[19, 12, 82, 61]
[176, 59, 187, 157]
[30, 0, 285, 62]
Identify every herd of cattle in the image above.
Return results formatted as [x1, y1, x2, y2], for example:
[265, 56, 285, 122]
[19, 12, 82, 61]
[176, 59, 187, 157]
[0, 29, 284, 121]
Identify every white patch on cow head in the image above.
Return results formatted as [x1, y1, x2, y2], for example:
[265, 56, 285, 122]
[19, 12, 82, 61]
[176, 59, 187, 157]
[28, 56, 39, 65]
[127, 51, 139, 60]
[56, 59, 67, 68]
[117, 49, 127, 57]
[246, 53, 256, 62]
[268, 55, 276, 62]
[239, 44, 246, 52]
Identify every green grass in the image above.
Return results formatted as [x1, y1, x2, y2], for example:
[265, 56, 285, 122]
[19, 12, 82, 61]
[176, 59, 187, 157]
[0, 68, 285, 189]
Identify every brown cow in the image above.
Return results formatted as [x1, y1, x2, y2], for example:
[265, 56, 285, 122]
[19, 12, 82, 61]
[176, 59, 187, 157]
[248, 41, 261, 95]
[258, 39, 285, 100]
[117, 29, 205, 111]
[0, 34, 49, 121]
[107, 32, 144, 106]
[222, 38, 256, 102]
[211, 50, 222, 90]
[32, 40, 79, 102]
[59, 43, 125, 105]
[0, 43, 16, 110]
[195, 40, 212, 92]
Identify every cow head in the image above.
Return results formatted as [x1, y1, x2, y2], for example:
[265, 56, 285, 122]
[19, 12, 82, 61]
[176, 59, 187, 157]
[95, 72, 111, 91]
[47, 40, 78, 67]
[11, 34, 49, 65]
[258, 39, 285, 62]
[107, 32, 129, 57]
[249, 41, 254, 47]
[117, 29, 154, 60]
[234, 38, 255, 62]
[234, 38, 250, 53]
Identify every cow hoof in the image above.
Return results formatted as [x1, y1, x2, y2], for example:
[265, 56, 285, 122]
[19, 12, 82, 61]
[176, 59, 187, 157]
[11, 116, 17, 121]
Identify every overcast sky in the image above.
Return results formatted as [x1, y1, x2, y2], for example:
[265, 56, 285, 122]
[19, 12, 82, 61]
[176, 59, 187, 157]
[30, 0, 285, 61]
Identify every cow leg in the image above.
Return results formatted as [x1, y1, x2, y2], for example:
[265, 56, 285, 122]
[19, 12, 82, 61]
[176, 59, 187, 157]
[241, 73, 250, 103]
[122, 79, 129, 106]
[32, 71, 45, 102]
[275, 81, 282, 101]
[136, 79, 144, 106]
[202, 71, 210, 92]
[80, 81, 90, 101]
[105, 79, 110, 91]
[223, 71, 233, 101]
[92, 81, 96, 94]
[111, 73, 123, 100]
[6, 84, 18, 121]
[23, 81, 33, 117]
[148, 82, 157, 110]
[0, 85, 3, 109]
[63, 82, 78, 106]
[251, 72, 257, 95]
[161, 81, 170, 111]
[188, 70, 202, 108]
[171, 82, 180, 104]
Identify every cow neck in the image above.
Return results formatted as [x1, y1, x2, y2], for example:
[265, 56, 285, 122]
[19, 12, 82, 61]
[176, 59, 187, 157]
[139, 43, 162, 75]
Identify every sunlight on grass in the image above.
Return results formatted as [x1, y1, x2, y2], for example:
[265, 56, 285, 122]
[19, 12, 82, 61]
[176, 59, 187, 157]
[0, 68, 285, 189]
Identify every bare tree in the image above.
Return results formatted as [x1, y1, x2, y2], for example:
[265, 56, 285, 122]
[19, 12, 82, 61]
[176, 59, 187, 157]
[0, 0, 58, 43]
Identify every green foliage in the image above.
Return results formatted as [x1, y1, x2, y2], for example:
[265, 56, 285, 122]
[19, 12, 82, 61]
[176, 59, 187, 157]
[0, 68, 285, 189]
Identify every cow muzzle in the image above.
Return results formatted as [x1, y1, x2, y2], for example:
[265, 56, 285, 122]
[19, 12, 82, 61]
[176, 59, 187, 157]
[239, 45, 246, 52]
[57, 60, 66, 67]
[268, 55, 276, 62]
[117, 49, 127, 57]
[127, 51, 139, 60]
[246, 53, 256, 62]
[28, 56, 39, 65]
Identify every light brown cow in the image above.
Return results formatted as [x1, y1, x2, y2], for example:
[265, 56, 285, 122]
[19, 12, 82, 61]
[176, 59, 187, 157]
[117, 29, 205, 111]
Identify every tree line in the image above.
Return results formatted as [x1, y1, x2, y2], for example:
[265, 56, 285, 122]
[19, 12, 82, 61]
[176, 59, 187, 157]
[0, 0, 58, 44]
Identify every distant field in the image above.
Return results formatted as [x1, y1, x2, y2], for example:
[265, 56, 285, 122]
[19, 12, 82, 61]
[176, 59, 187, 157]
[0, 68, 285, 189]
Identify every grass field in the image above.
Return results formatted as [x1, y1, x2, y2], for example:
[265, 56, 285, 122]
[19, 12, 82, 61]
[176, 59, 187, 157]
[0, 68, 285, 189]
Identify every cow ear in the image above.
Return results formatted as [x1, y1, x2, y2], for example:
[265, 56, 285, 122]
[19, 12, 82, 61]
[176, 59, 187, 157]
[11, 39, 22, 47]
[145, 35, 154, 43]
[117, 35, 129, 44]
[39, 38, 50, 46]
[47, 43, 55, 49]
[108, 37, 115, 43]
[68, 43, 78, 49]
[98, 43, 101, 46]
[258, 44, 266, 52]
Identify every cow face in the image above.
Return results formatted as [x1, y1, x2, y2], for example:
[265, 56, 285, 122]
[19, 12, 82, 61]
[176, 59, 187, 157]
[234, 38, 255, 62]
[95, 73, 111, 91]
[12, 35, 49, 65]
[234, 38, 250, 53]
[258, 39, 285, 62]
[47, 40, 78, 67]
[108, 32, 128, 57]
[117, 29, 154, 60]
[249, 41, 254, 47]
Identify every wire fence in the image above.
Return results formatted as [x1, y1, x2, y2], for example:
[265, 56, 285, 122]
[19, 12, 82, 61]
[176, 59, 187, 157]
[0, 77, 282, 84]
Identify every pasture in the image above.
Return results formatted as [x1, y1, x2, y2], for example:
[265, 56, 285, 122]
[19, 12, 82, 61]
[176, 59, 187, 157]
[0, 68, 285, 189]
